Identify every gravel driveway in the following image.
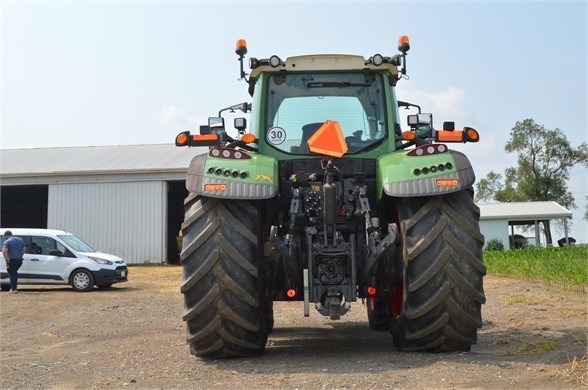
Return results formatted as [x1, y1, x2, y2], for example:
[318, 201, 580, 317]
[0, 265, 585, 389]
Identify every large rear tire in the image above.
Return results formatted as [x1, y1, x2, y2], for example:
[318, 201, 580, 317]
[392, 188, 486, 352]
[180, 194, 269, 358]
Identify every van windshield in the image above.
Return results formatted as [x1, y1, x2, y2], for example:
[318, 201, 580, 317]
[58, 234, 96, 252]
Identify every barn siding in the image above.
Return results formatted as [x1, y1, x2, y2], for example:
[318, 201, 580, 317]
[479, 219, 510, 250]
[48, 181, 166, 264]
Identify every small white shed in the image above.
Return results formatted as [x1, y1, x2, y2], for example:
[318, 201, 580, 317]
[478, 201, 572, 250]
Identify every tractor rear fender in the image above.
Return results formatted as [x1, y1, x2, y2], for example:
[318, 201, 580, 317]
[185, 152, 278, 199]
[377, 149, 475, 198]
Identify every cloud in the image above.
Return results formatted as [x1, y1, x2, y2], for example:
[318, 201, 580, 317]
[397, 86, 469, 123]
[160, 105, 204, 128]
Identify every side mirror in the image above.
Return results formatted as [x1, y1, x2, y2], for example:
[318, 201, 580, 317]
[49, 249, 63, 256]
[208, 117, 225, 134]
[408, 113, 433, 138]
[234, 118, 247, 133]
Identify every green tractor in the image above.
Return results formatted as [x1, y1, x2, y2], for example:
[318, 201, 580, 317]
[175, 36, 486, 358]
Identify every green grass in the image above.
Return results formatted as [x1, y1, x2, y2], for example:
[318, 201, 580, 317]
[483, 246, 587, 288]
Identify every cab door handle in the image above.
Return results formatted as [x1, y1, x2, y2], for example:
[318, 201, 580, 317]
[31, 258, 40, 261]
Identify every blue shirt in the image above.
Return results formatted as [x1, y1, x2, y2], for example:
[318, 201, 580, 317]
[3, 236, 25, 259]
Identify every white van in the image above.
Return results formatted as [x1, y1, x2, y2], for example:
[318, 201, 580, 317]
[1, 228, 128, 292]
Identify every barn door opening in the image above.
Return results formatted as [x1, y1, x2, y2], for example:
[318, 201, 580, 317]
[166, 181, 188, 264]
[1, 185, 48, 228]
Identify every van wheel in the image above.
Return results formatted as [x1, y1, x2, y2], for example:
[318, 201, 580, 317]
[71, 269, 94, 292]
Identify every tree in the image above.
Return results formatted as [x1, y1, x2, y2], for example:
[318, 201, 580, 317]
[475, 118, 587, 244]
[474, 171, 503, 202]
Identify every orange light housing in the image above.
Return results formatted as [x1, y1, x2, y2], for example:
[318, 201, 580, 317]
[367, 286, 377, 295]
[436, 179, 459, 187]
[241, 133, 256, 144]
[286, 288, 296, 298]
[401, 130, 416, 141]
[235, 38, 247, 56]
[175, 132, 189, 146]
[203, 184, 227, 191]
[465, 127, 480, 142]
[436, 130, 465, 143]
[398, 35, 410, 53]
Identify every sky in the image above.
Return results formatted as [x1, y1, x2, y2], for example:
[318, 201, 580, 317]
[1, 0, 587, 242]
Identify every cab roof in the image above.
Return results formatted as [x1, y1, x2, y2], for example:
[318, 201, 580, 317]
[249, 54, 399, 79]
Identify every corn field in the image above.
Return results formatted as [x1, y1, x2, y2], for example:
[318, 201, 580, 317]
[483, 246, 587, 291]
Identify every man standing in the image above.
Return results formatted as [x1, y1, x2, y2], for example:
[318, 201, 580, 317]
[2, 230, 26, 294]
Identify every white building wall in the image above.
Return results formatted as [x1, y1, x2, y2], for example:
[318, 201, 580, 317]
[479, 219, 510, 250]
[48, 181, 166, 264]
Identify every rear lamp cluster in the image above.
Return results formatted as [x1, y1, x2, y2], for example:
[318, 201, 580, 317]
[207, 167, 249, 179]
[407, 144, 447, 156]
[209, 148, 251, 159]
[413, 163, 453, 176]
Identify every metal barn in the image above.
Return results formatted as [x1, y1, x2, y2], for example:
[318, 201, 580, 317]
[0, 144, 205, 264]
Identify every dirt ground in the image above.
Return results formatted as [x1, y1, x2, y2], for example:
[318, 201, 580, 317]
[0, 265, 586, 389]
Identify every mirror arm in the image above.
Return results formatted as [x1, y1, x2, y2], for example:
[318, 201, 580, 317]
[226, 139, 258, 152]
[218, 102, 250, 117]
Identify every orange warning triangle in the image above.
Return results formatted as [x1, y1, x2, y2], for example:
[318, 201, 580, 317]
[307, 120, 348, 158]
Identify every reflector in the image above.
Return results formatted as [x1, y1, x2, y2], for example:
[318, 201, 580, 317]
[175, 131, 189, 146]
[204, 184, 227, 191]
[286, 289, 296, 298]
[307, 120, 348, 158]
[241, 133, 256, 143]
[465, 127, 480, 142]
[402, 130, 416, 141]
[436, 130, 465, 143]
[436, 179, 458, 187]
[191, 133, 221, 146]
[367, 286, 377, 295]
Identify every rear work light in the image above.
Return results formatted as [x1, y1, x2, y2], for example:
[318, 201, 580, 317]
[407, 144, 448, 156]
[209, 148, 251, 159]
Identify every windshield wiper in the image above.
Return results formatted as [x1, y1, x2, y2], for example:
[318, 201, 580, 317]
[305, 81, 371, 88]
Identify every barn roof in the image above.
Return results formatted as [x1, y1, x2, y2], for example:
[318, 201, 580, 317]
[0, 144, 206, 177]
[478, 201, 572, 221]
